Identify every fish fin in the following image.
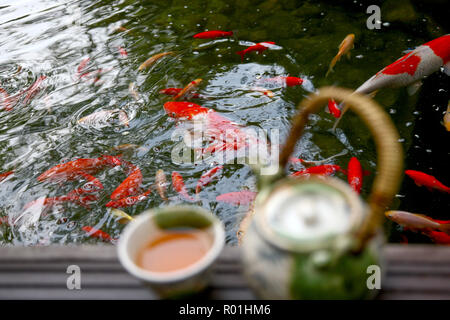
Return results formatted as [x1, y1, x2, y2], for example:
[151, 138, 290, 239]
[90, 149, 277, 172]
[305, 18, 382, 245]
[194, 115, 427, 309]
[367, 90, 378, 98]
[443, 61, 450, 76]
[426, 186, 434, 192]
[326, 55, 339, 77]
[402, 49, 414, 55]
[236, 50, 245, 62]
[346, 52, 351, 59]
[407, 81, 422, 96]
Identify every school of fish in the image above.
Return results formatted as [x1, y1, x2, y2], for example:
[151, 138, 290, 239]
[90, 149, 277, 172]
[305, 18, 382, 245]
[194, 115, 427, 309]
[0, 27, 448, 245]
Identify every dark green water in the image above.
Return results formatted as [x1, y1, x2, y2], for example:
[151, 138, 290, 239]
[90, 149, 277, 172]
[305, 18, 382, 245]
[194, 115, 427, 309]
[0, 0, 447, 245]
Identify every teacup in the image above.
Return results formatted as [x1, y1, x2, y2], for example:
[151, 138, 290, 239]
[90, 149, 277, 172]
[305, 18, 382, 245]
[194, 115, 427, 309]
[117, 205, 225, 298]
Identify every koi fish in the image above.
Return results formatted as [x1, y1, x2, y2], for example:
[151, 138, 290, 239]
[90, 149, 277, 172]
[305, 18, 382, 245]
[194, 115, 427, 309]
[261, 76, 304, 87]
[326, 34, 355, 77]
[138, 52, 174, 71]
[173, 79, 202, 100]
[164, 102, 269, 162]
[236, 41, 276, 61]
[155, 169, 168, 201]
[0, 170, 14, 182]
[164, 101, 209, 120]
[422, 230, 450, 245]
[193, 30, 233, 39]
[0, 216, 9, 226]
[82, 226, 116, 242]
[114, 26, 129, 33]
[327, 99, 341, 118]
[385, 210, 450, 234]
[216, 191, 257, 205]
[334, 34, 450, 129]
[37, 155, 121, 183]
[78, 109, 129, 128]
[196, 166, 223, 194]
[118, 46, 128, 57]
[160, 88, 201, 99]
[172, 171, 195, 201]
[129, 82, 139, 100]
[110, 208, 134, 224]
[249, 86, 274, 98]
[66, 171, 104, 196]
[0, 87, 14, 111]
[347, 157, 363, 194]
[291, 164, 343, 177]
[405, 170, 450, 193]
[105, 189, 151, 208]
[444, 102, 450, 131]
[24, 194, 98, 210]
[77, 57, 90, 77]
[110, 162, 142, 200]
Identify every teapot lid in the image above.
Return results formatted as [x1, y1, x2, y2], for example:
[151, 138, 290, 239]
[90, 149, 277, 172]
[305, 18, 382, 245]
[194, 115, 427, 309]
[255, 176, 366, 252]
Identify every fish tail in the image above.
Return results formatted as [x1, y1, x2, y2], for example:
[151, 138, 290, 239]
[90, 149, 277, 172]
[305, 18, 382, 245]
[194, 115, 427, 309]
[439, 223, 450, 235]
[236, 50, 245, 62]
[331, 102, 348, 131]
[325, 55, 339, 77]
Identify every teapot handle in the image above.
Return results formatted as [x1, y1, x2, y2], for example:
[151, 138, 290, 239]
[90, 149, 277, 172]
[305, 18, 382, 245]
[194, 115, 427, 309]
[279, 87, 403, 250]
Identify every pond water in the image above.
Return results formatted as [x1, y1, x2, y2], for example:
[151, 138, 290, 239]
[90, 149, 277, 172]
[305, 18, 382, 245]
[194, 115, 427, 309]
[0, 0, 447, 245]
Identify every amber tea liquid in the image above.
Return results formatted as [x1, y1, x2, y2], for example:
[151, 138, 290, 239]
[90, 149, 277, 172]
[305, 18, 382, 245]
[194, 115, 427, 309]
[136, 228, 213, 273]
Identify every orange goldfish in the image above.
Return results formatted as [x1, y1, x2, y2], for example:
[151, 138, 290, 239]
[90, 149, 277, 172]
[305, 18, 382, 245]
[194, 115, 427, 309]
[172, 171, 195, 201]
[138, 52, 174, 71]
[173, 79, 202, 100]
[326, 34, 355, 77]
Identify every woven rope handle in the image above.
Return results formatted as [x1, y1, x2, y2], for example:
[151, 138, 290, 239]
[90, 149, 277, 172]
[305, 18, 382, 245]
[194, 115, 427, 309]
[280, 87, 403, 248]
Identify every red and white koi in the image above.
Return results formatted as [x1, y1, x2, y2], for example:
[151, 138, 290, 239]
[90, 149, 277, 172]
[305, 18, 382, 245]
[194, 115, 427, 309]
[196, 165, 223, 194]
[347, 157, 363, 194]
[164, 101, 268, 161]
[236, 41, 276, 61]
[334, 34, 450, 129]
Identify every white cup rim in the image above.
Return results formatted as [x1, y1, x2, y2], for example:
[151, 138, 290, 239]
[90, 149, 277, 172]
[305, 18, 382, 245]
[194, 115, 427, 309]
[117, 205, 225, 284]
